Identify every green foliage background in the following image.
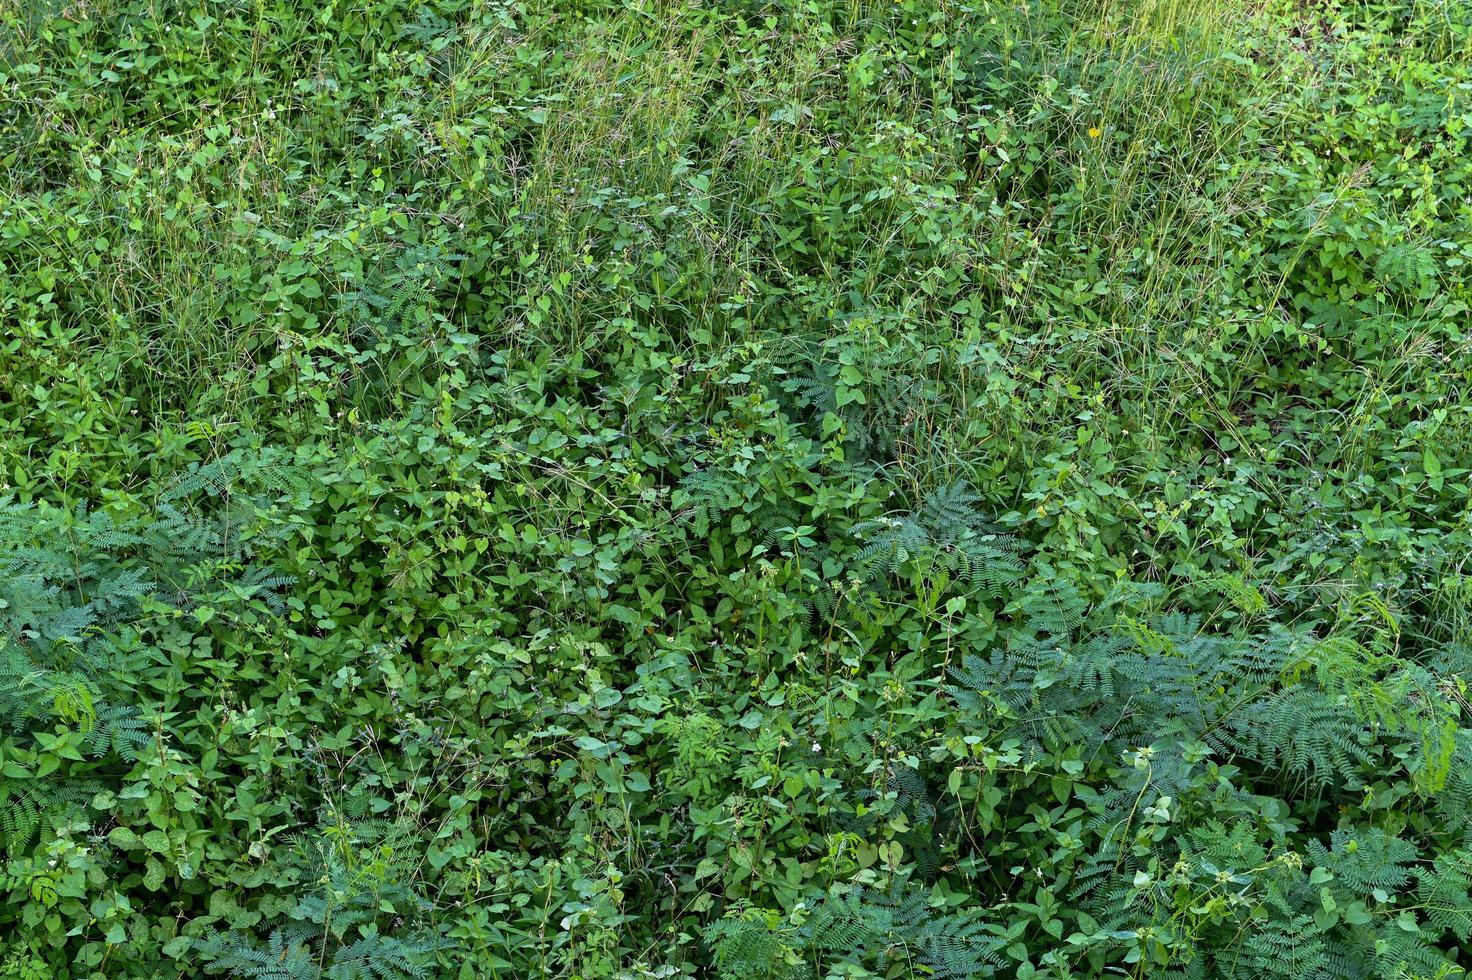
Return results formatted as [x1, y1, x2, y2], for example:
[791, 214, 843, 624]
[3, 0, 1472, 976]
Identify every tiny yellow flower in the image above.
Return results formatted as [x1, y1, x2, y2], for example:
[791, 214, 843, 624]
[1088, 126, 1102, 139]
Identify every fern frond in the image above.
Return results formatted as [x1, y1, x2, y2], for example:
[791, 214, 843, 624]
[1305, 828, 1417, 899]
[325, 933, 449, 980]
[0, 779, 99, 854]
[197, 929, 317, 979]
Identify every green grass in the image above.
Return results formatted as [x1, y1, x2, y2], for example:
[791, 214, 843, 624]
[3, 0, 1472, 976]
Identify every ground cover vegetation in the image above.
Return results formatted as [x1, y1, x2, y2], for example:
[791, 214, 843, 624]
[2, 0, 1472, 975]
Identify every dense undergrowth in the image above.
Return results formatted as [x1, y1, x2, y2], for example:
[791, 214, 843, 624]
[3, 0, 1472, 976]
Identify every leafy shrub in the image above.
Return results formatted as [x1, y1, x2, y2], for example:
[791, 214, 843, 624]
[3, 0, 1472, 976]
